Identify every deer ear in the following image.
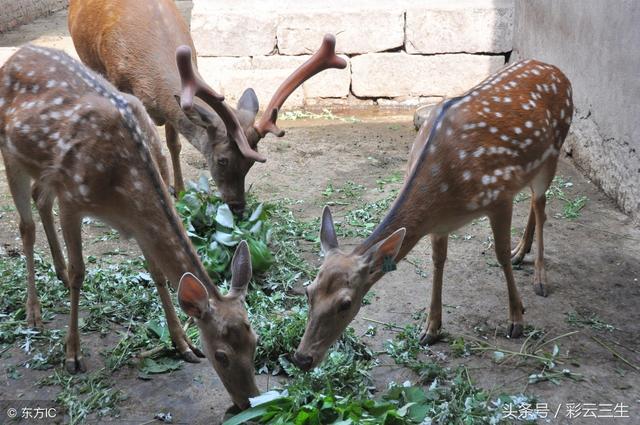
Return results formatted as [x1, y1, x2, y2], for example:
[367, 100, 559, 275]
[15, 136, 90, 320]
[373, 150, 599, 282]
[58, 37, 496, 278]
[238, 88, 259, 114]
[362, 228, 406, 275]
[175, 95, 215, 128]
[229, 240, 252, 299]
[320, 206, 339, 254]
[178, 273, 211, 319]
[237, 88, 259, 129]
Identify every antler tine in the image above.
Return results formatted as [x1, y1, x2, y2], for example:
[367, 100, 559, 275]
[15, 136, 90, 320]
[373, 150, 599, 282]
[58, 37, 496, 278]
[176, 46, 266, 163]
[176, 45, 224, 109]
[254, 34, 347, 138]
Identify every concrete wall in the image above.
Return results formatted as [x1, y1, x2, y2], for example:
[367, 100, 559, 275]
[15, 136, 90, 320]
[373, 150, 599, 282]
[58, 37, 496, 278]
[191, 0, 513, 108]
[512, 0, 640, 218]
[0, 0, 66, 33]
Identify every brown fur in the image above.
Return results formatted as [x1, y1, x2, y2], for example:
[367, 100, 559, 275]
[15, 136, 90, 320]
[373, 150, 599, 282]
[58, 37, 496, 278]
[0, 46, 258, 409]
[68, 0, 343, 213]
[295, 60, 574, 370]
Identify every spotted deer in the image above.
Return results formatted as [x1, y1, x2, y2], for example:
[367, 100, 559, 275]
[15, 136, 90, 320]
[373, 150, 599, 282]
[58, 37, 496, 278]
[0, 45, 260, 409]
[293, 59, 574, 370]
[68, 0, 346, 213]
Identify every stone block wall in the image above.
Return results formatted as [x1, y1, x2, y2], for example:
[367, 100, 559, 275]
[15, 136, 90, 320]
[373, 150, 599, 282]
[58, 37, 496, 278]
[191, 0, 514, 108]
[0, 0, 66, 33]
[512, 0, 640, 218]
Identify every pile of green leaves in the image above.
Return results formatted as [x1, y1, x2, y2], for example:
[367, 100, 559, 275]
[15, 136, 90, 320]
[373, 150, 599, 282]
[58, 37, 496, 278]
[225, 368, 537, 425]
[175, 177, 273, 279]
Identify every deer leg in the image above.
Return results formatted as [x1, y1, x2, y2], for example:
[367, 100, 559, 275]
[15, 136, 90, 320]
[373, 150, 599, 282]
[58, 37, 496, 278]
[511, 197, 536, 265]
[532, 194, 549, 297]
[59, 208, 86, 373]
[420, 233, 448, 345]
[146, 260, 204, 362]
[165, 124, 185, 196]
[32, 183, 69, 288]
[5, 164, 42, 328]
[490, 202, 525, 339]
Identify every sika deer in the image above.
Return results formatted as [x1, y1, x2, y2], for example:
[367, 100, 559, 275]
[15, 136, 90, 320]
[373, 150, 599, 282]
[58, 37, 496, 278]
[293, 60, 573, 370]
[0, 46, 259, 409]
[68, 0, 346, 213]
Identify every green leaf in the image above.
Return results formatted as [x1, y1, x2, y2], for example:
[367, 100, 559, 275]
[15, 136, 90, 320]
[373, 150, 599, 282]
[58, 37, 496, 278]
[180, 193, 201, 212]
[247, 239, 274, 273]
[216, 204, 235, 229]
[198, 175, 209, 192]
[146, 318, 171, 342]
[249, 203, 265, 222]
[249, 221, 263, 235]
[214, 231, 237, 247]
[222, 397, 291, 425]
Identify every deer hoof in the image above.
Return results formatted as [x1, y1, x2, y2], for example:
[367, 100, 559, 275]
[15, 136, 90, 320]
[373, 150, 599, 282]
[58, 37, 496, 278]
[507, 323, 524, 339]
[65, 357, 87, 374]
[27, 306, 44, 329]
[26, 314, 43, 330]
[181, 349, 201, 363]
[533, 282, 548, 297]
[191, 346, 205, 358]
[511, 253, 525, 265]
[419, 330, 441, 346]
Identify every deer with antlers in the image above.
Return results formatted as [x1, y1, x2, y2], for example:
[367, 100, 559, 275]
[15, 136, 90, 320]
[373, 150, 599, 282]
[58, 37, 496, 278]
[293, 59, 574, 371]
[68, 0, 346, 213]
[0, 45, 260, 409]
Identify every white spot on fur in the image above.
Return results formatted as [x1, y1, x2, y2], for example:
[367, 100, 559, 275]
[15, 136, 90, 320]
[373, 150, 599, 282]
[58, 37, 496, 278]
[489, 127, 498, 134]
[439, 183, 448, 193]
[514, 127, 522, 135]
[462, 170, 472, 181]
[459, 150, 467, 160]
[79, 185, 90, 197]
[525, 121, 533, 128]
[473, 147, 485, 157]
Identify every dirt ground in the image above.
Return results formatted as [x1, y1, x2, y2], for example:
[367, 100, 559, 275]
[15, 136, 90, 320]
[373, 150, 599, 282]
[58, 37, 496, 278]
[1, 5, 639, 425]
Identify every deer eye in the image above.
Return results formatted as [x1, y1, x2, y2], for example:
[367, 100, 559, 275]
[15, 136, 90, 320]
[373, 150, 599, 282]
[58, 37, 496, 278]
[338, 298, 352, 312]
[214, 350, 230, 367]
[217, 157, 229, 166]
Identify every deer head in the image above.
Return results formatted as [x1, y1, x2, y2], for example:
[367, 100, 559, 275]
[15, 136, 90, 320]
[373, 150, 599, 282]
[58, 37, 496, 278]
[178, 241, 259, 409]
[293, 207, 406, 371]
[176, 34, 346, 214]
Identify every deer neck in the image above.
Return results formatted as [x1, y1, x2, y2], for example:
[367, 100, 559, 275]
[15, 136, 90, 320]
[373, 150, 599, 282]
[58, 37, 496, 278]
[355, 98, 463, 283]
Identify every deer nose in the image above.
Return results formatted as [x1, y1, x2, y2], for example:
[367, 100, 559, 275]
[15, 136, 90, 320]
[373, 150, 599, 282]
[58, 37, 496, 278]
[227, 201, 245, 216]
[293, 351, 313, 371]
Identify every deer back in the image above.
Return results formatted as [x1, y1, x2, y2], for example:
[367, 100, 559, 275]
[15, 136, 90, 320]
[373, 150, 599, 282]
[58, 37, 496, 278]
[68, 0, 194, 124]
[402, 60, 573, 229]
[0, 44, 209, 286]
